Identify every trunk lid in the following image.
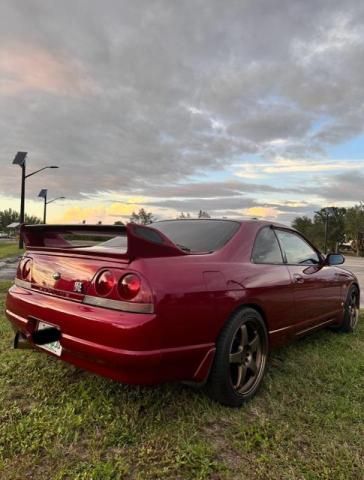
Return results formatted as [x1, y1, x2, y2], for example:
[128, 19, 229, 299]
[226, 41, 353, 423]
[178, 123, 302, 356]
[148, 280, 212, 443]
[26, 252, 126, 299]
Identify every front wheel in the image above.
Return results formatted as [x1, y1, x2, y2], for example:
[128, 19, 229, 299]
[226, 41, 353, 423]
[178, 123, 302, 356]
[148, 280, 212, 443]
[338, 286, 360, 333]
[206, 307, 268, 407]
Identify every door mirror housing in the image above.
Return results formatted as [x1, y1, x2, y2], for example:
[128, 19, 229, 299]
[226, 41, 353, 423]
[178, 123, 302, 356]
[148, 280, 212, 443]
[325, 253, 345, 266]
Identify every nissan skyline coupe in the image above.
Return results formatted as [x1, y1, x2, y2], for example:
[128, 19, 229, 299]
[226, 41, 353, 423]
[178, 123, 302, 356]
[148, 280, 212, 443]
[5, 219, 360, 407]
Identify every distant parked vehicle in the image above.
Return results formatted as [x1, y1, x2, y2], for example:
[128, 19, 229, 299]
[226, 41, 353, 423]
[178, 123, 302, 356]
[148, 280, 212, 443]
[339, 242, 353, 252]
[0, 232, 9, 238]
[6, 220, 360, 407]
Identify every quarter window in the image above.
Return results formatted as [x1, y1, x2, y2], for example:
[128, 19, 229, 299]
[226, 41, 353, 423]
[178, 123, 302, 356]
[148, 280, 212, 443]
[275, 230, 320, 265]
[252, 227, 284, 264]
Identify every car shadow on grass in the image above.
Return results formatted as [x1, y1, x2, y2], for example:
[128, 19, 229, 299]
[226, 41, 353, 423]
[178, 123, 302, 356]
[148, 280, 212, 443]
[12, 320, 357, 413]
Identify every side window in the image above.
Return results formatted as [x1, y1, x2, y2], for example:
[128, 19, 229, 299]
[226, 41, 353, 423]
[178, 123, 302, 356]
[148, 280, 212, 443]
[275, 230, 320, 265]
[252, 227, 284, 264]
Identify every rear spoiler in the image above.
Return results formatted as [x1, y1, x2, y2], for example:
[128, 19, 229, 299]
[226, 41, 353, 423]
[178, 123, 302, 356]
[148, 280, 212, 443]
[20, 223, 187, 260]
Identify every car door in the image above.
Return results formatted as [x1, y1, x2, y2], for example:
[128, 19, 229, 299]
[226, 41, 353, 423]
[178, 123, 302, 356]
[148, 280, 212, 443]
[249, 226, 297, 343]
[274, 228, 342, 330]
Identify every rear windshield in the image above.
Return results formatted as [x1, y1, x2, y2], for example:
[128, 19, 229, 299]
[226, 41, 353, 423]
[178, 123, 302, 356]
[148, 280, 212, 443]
[86, 234, 128, 253]
[152, 220, 240, 252]
[92, 220, 240, 253]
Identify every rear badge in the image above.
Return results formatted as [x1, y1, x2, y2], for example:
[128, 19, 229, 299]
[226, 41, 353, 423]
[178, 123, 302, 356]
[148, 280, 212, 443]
[73, 281, 84, 293]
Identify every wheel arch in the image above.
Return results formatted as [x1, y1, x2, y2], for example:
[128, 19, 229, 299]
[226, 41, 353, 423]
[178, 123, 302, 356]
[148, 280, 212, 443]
[350, 281, 360, 306]
[206, 299, 270, 405]
[224, 301, 270, 336]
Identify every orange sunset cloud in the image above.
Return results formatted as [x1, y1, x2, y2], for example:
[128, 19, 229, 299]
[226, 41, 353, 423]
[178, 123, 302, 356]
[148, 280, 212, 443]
[58, 201, 146, 224]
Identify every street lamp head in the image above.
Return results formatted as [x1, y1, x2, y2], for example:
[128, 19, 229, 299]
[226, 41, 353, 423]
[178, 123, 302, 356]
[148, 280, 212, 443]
[49, 165, 59, 169]
[12, 151, 27, 166]
[38, 189, 48, 199]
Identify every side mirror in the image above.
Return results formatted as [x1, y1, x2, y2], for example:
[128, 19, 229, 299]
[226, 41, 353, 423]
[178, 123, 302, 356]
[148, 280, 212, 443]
[325, 253, 345, 266]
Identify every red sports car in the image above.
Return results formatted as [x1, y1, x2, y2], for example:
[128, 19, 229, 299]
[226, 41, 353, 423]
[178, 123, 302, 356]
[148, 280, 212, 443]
[5, 219, 360, 407]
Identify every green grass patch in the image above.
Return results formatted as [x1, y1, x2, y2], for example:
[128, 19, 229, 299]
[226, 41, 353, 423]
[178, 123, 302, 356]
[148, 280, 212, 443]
[0, 243, 23, 260]
[0, 279, 363, 479]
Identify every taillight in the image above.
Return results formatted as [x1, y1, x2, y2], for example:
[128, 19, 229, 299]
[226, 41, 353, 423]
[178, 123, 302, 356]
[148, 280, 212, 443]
[118, 273, 141, 300]
[17, 258, 32, 281]
[95, 270, 115, 297]
[84, 269, 154, 313]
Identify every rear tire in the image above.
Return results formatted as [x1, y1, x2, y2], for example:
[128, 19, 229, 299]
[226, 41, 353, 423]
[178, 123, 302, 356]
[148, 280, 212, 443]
[338, 285, 360, 333]
[206, 307, 268, 407]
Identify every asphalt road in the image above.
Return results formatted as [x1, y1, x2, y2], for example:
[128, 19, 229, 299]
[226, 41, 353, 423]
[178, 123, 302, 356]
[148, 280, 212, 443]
[1, 253, 364, 307]
[0, 256, 20, 281]
[342, 256, 364, 307]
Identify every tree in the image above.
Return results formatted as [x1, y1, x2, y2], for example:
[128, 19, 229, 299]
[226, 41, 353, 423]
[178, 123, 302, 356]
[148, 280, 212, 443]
[0, 208, 41, 229]
[0, 208, 18, 229]
[345, 203, 364, 256]
[129, 208, 155, 225]
[114, 221, 124, 225]
[292, 216, 314, 241]
[177, 212, 191, 219]
[313, 208, 346, 252]
[198, 210, 211, 219]
[292, 208, 346, 253]
[25, 214, 42, 225]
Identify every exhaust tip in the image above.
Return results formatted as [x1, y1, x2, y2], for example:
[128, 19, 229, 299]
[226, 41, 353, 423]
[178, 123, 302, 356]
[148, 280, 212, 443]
[32, 327, 61, 345]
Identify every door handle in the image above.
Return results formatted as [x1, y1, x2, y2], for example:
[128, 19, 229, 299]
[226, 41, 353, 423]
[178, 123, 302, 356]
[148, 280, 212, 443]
[293, 274, 304, 284]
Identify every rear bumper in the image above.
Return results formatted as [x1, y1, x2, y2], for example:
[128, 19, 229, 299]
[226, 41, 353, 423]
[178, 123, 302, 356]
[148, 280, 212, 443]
[6, 285, 214, 384]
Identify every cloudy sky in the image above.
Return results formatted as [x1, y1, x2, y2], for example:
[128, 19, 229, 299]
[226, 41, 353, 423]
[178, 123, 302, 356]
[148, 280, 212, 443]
[1, 0, 364, 225]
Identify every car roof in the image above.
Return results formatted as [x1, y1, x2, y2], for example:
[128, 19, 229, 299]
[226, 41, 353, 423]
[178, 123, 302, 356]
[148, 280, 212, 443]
[241, 219, 294, 230]
[153, 218, 293, 230]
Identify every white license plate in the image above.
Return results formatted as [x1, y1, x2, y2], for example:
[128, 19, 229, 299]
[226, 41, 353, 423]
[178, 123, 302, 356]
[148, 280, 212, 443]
[36, 321, 62, 357]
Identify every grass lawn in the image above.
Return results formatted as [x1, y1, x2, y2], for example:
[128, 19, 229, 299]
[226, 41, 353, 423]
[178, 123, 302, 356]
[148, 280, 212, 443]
[0, 243, 23, 260]
[0, 280, 363, 479]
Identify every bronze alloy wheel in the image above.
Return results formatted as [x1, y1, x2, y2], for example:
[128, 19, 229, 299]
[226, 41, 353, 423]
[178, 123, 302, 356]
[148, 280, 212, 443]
[229, 318, 266, 395]
[336, 285, 360, 333]
[206, 307, 268, 407]
[347, 288, 359, 330]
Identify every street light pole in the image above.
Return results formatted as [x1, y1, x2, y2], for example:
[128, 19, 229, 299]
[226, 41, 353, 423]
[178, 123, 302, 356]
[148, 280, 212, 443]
[322, 207, 335, 254]
[324, 211, 329, 255]
[20, 162, 26, 235]
[38, 190, 65, 224]
[13, 152, 59, 249]
[13, 152, 27, 249]
[44, 195, 47, 224]
[38, 189, 48, 224]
